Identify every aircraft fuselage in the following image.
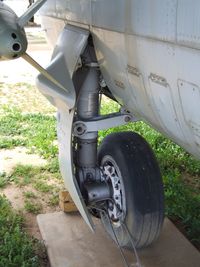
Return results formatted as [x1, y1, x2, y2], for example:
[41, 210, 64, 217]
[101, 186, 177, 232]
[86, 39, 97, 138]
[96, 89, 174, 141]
[40, 0, 200, 159]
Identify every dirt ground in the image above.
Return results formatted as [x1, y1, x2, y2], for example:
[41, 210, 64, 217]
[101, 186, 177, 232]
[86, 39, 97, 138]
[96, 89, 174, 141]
[1, 146, 60, 239]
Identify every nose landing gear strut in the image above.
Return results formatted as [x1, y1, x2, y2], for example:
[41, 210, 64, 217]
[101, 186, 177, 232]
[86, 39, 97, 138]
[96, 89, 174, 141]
[73, 42, 164, 252]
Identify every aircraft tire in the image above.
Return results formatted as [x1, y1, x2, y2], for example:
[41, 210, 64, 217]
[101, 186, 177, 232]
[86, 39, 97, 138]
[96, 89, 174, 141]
[98, 131, 164, 249]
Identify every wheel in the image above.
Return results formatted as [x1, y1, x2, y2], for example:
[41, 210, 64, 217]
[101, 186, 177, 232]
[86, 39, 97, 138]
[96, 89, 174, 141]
[98, 131, 164, 249]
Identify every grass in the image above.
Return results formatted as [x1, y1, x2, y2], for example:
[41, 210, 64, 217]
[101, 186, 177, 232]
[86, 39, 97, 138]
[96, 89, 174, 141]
[0, 106, 57, 158]
[45, 158, 60, 174]
[4, 162, 62, 217]
[7, 163, 63, 215]
[48, 194, 59, 206]
[0, 195, 43, 266]
[0, 173, 10, 188]
[34, 181, 54, 193]
[164, 172, 200, 246]
[0, 137, 26, 149]
[11, 165, 42, 186]
[24, 200, 42, 214]
[10, 163, 62, 187]
[0, 82, 55, 114]
[24, 191, 37, 199]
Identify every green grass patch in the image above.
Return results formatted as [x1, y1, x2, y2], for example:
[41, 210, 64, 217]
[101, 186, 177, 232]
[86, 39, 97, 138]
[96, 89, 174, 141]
[0, 195, 42, 266]
[33, 181, 54, 193]
[0, 173, 10, 188]
[24, 191, 37, 199]
[12, 164, 42, 177]
[45, 157, 60, 174]
[11, 164, 41, 186]
[164, 172, 200, 246]
[0, 106, 57, 158]
[0, 137, 26, 149]
[10, 164, 62, 196]
[48, 194, 59, 206]
[24, 200, 42, 214]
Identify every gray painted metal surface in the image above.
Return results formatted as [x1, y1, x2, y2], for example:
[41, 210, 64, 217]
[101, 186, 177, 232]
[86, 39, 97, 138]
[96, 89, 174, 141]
[36, 25, 95, 230]
[39, 0, 200, 159]
[73, 113, 136, 138]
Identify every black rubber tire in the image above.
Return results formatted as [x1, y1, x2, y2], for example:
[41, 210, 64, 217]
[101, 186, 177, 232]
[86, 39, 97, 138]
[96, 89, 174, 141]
[98, 131, 164, 249]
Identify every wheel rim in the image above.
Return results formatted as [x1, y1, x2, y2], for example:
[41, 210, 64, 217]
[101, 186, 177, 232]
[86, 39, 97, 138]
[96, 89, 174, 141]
[101, 155, 126, 227]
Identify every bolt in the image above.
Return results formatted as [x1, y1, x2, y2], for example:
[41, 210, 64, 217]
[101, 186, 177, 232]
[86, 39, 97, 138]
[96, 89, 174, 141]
[125, 116, 131, 122]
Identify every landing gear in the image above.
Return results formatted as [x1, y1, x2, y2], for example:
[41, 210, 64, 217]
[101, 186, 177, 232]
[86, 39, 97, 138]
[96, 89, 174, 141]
[71, 41, 164, 250]
[73, 66, 164, 248]
[36, 25, 164, 256]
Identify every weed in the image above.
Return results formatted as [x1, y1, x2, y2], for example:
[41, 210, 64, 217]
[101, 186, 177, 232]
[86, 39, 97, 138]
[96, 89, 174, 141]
[12, 164, 34, 176]
[0, 82, 55, 114]
[0, 106, 57, 158]
[11, 164, 41, 186]
[22, 113, 57, 158]
[0, 195, 41, 266]
[164, 171, 200, 246]
[10, 164, 62, 194]
[0, 137, 26, 149]
[49, 194, 59, 206]
[24, 200, 42, 214]
[0, 106, 23, 136]
[0, 173, 10, 188]
[45, 157, 60, 174]
[100, 97, 120, 114]
[34, 181, 54, 193]
[24, 191, 37, 199]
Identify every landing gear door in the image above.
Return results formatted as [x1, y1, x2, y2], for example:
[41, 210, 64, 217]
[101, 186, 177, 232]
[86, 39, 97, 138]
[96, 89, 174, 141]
[36, 25, 94, 230]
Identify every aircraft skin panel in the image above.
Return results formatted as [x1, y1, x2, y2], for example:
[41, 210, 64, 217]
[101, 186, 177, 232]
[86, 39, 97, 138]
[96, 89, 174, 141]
[42, 0, 91, 24]
[92, 28, 195, 154]
[148, 78, 185, 141]
[178, 80, 200, 155]
[39, 0, 57, 18]
[39, 0, 200, 159]
[58, 0, 91, 24]
[91, 0, 125, 33]
[94, 29, 200, 158]
[40, 0, 200, 51]
[40, 16, 66, 47]
[129, 0, 177, 42]
[177, 1, 200, 50]
[126, 65, 159, 127]
[90, 28, 130, 107]
[39, 1, 184, 45]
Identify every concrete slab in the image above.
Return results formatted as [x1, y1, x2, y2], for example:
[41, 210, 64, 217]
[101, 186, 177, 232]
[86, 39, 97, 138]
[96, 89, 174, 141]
[37, 212, 200, 267]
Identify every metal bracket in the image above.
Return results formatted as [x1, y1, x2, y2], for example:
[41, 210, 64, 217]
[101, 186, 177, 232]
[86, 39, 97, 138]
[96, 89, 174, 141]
[73, 112, 139, 137]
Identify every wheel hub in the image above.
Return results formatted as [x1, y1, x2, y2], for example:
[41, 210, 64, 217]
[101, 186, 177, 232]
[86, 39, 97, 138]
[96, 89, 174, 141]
[101, 156, 125, 224]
